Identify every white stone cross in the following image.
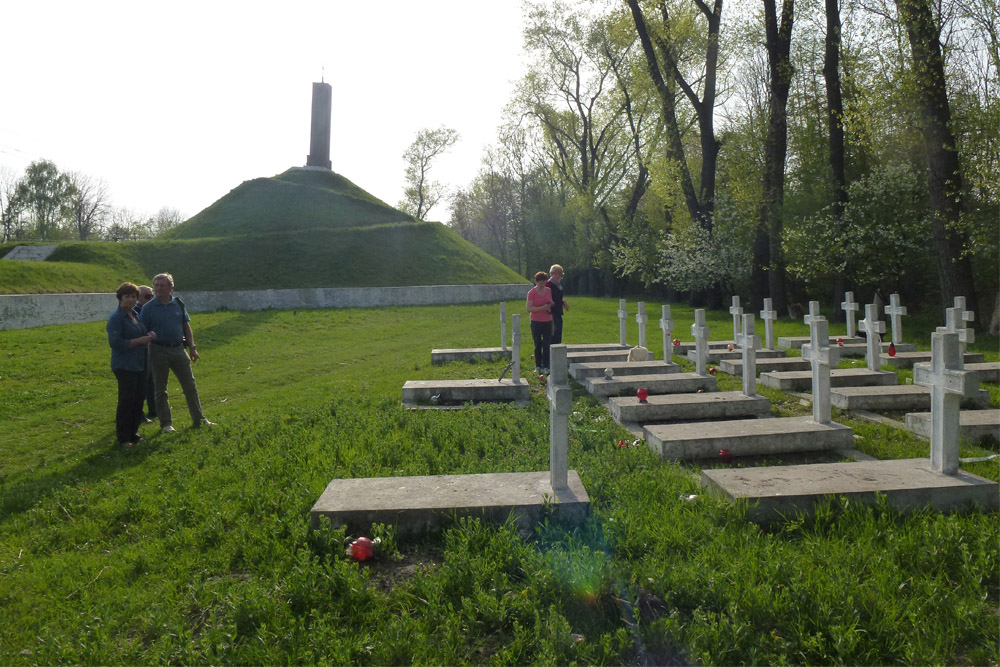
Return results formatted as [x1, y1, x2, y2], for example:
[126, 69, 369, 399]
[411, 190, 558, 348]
[691, 308, 711, 377]
[729, 296, 743, 341]
[636, 302, 648, 349]
[858, 303, 886, 372]
[802, 317, 841, 424]
[884, 293, 907, 345]
[804, 300, 823, 326]
[841, 291, 859, 338]
[914, 332, 974, 474]
[936, 306, 975, 354]
[511, 313, 521, 383]
[659, 305, 673, 363]
[500, 302, 507, 351]
[618, 299, 628, 347]
[547, 344, 572, 490]
[759, 297, 778, 350]
[953, 296, 975, 327]
[735, 313, 760, 397]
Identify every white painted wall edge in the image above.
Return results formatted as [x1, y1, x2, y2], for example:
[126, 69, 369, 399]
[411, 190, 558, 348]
[0, 283, 532, 331]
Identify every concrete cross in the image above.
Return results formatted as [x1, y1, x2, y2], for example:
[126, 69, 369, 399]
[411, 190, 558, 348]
[914, 332, 974, 474]
[804, 300, 823, 326]
[690, 308, 711, 377]
[547, 344, 572, 490]
[511, 313, 521, 383]
[735, 313, 760, 397]
[759, 297, 778, 351]
[953, 296, 975, 327]
[802, 317, 841, 424]
[500, 302, 507, 351]
[841, 291, 859, 337]
[858, 304, 886, 372]
[936, 306, 975, 354]
[659, 305, 673, 363]
[729, 296, 743, 341]
[618, 299, 628, 347]
[884, 293, 908, 345]
[636, 302, 648, 349]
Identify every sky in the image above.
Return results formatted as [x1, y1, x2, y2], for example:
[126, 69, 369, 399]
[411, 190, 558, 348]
[0, 1, 528, 221]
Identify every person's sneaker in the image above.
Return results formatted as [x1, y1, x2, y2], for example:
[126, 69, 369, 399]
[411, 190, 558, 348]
[142, 416, 154, 424]
[161, 425, 176, 433]
[193, 419, 216, 428]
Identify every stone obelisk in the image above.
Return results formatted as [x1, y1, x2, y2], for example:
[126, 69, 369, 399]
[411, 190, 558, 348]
[306, 82, 332, 169]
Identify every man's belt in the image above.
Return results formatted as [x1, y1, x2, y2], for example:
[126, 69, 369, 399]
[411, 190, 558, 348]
[152, 341, 184, 348]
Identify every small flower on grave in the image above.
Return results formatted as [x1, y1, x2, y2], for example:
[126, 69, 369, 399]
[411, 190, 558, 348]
[673, 338, 680, 346]
[708, 367, 717, 375]
[346, 537, 375, 561]
[888, 342, 896, 357]
[697, 389, 704, 393]
[718, 449, 733, 464]
[727, 343, 735, 351]
[531, 354, 535, 359]
[617, 439, 629, 448]
[837, 337, 844, 346]
[539, 374, 546, 382]
[636, 388, 649, 402]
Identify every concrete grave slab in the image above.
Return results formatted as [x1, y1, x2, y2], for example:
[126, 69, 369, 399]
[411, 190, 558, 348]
[643, 415, 854, 461]
[432, 348, 512, 365]
[701, 458, 998, 523]
[563, 343, 630, 352]
[778, 335, 862, 350]
[402, 379, 530, 407]
[310, 471, 590, 536]
[609, 391, 771, 424]
[833, 342, 918, 357]
[686, 348, 786, 363]
[905, 409, 1000, 443]
[585, 372, 716, 398]
[880, 351, 985, 370]
[566, 350, 630, 365]
[759, 368, 896, 392]
[720, 357, 811, 376]
[570, 360, 680, 381]
[829, 385, 990, 411]
[966, 362, 1000, 384]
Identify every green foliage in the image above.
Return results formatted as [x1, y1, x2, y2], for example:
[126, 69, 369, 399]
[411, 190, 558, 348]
[397, 126, 460, 221]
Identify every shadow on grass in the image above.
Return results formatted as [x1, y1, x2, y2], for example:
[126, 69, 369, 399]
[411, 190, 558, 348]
[185, 308, 284, 349]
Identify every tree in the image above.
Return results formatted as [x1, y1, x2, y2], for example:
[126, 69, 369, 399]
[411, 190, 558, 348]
[398, 126, 459, 220]
[15, 160, 76, 240]
[67, 172, 110, 241]
[0, 166, 24, 243]
[149, 206, 184, 236]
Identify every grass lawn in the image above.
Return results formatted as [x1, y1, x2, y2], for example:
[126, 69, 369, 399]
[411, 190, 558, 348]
[1, 298, 997, 664]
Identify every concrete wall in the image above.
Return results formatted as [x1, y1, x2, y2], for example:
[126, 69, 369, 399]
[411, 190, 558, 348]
[0, 283, 530, 331]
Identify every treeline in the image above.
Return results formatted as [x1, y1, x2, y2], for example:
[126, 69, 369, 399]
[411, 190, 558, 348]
[449, 0, 998, 317]
[0, 160, 182, 244]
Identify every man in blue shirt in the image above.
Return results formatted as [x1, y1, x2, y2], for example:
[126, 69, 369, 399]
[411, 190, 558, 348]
[140, 273, 214, 432]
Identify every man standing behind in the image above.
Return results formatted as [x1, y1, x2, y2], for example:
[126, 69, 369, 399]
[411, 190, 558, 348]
[135, 285, 157, 423]
[140, 273, 214, 432]
[547, 264, 570, 344]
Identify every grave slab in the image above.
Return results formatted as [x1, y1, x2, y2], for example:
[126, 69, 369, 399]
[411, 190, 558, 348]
[570, 360, 680, 381]
[585, 373, 716, 398]
[563, 343, 630, 352]
[759, 368, 896, 392]
[643, 416, 854, 460]
[834, 342, 918, 357]
[609, 391, 771, 424]
[431, 347, 512, 365]
[701, 458, 999, 523]
[720, 356, 811, 376]
[686, 348, 787, 363]
[778, 335, 862, 350]
[310, 471, 590, 536]
[566, 350, 630, 365]
[880, 351, 985, 369]
[966, 362, 1000, 384]
[402, 379, 530, 406]
[829, 385, 990, 411]
[905, 409, 1000, 443]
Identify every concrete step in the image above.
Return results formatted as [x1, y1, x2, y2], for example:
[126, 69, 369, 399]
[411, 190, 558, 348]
[585, 372, 716, 398]
[566, 350, 630, 365]
[686, 348, 787, 363]
[643, 415, 854, 461]
[759, 368, 897, 392]
[570, 360, 680, 381]
[563, 343, 630, 352]
[905, 409, 1000, 443]
[879, 351, 985, 369]
[402, 379, 530, 406]
[609, 391, 771, 424]
[720, 357, 811, 376]
[830, 385, 990, 411]
[702, 458, 998, 523]
[431, 347, 511, 365]
[966, 362, 1000, 384]
[778, 335, 863, 349]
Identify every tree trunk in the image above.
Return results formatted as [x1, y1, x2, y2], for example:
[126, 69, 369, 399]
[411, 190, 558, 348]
[896, 0, 978, 315]
[824, 0, 849, 314]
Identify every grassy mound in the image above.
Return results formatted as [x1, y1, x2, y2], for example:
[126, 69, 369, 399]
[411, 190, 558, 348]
[165, 168, 413, 239]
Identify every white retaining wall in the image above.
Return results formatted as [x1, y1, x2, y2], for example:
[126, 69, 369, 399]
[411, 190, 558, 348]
[0, 283, 531, 331]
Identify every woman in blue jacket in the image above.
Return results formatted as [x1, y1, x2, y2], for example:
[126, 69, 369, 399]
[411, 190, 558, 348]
[107, 282, 157, 447]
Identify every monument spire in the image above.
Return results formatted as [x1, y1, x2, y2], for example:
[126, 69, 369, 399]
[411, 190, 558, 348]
[306, 81, 332, 169]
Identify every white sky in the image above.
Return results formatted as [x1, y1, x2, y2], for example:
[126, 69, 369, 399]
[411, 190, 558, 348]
[0, 1, 528, 221]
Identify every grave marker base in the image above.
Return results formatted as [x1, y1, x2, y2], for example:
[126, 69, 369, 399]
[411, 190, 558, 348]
[609, 391, 770, 424]
[830, 385, 990, 411]
[431, 347, 512, 365]
[905, 409, 1000, 443]
[585, 373, 716, 398]
[759, 368, 896, 392]
[570, 360, 679, 380]
[402, 379, 529, 407]
[880, 351, 985, 369]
